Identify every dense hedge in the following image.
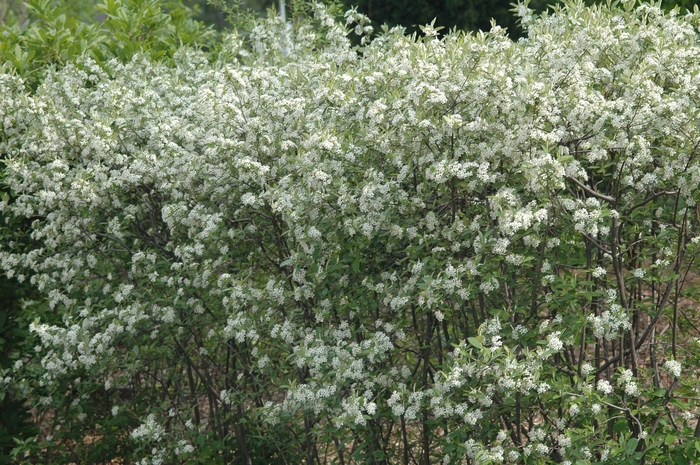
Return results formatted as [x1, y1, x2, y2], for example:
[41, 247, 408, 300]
[2, 0, 700, 464]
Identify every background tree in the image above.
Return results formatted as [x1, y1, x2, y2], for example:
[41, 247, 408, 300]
[342, 0, 700, 37]
[4, 0, 700, 37]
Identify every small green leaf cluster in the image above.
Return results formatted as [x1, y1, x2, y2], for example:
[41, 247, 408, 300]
[0, 0, 215, 89]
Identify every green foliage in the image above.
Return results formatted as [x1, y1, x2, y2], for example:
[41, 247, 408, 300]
[5, 0, 700, 40]
[0, 0, 216, 88]
[0, 282, 37, 465]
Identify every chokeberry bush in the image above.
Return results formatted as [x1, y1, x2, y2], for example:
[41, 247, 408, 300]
[2, 0, 700, 463]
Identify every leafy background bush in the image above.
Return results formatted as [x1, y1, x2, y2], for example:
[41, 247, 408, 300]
[2, 0, 700, 464]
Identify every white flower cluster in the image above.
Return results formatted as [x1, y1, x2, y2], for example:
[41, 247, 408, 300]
[617, 369, 640, 397]
[664, 360, 682, 378]
[131, 414, 166, 442]
[588, 305, 632, 340]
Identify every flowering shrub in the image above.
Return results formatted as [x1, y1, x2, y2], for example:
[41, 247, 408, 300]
[2, 0, 700, 463]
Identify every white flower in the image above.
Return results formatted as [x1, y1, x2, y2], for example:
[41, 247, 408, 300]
[365, 402, 376, 415]
[597, 379, 613, 395]
[547, 332, 563, 352]
[664, 360, 682, 378]
[581, 447, 591, 459]
[624, 382, 639, 397]
[493, 238, 510, 255]
[464, 409, 483, 426]
[557, 435, 571, 448]
[581, 363, 593, 376]
[588, 305, 631, 340]
[618, 369, 633, 384]
[535, 443, 550, 455]
[307, 226, 322, 240]
[592, 267, 606, 278]
[131, 414, 165, 442]
[220, 390, 233, 405]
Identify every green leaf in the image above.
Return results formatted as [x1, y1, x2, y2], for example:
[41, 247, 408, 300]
[467, 337, 482, 349]
[352, 260, 360, 272]
[674, 450, 689, 465]
[613, 418, 628, 434]
[626, 438, 638, 455]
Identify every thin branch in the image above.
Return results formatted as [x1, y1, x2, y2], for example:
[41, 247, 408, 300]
[566, 175, 616, 203]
